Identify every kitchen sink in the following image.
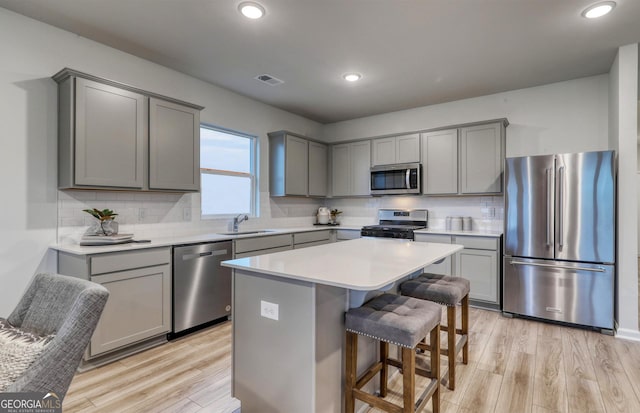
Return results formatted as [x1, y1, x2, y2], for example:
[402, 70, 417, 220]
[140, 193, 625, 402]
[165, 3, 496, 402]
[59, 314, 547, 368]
[217, 230, 276, 236]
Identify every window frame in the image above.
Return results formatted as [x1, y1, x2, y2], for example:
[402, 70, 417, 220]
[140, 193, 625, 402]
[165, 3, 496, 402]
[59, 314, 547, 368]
[200, 124, 258, 219]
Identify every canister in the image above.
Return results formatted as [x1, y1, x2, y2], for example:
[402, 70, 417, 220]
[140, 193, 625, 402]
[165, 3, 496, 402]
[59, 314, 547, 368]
[463, 216, 472, 231]
[450, 216, 463, 231]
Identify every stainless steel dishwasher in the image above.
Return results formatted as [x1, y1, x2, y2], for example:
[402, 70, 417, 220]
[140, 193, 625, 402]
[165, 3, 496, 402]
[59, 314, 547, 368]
[172, 241, 232, 336]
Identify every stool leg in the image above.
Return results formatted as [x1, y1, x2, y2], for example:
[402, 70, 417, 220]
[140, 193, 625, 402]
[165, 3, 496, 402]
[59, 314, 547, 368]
[345, 332, 358, 413]
[380, 341, 389, 397]
[431, 324, 440, 413]
[462, 294, 469, 364]
[402, 347, 415, 413]
[447, 305, 456, 391]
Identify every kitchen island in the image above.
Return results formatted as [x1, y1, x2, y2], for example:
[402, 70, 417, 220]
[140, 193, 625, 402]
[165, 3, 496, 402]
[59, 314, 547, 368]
[222, 238, 463, 413]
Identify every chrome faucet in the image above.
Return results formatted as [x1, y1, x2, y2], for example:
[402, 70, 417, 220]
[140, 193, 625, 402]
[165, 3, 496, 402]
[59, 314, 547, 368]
[232, 214, 249, 232]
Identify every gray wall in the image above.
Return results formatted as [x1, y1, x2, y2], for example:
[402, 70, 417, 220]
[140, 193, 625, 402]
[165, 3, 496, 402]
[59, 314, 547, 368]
[0, 8, 322, 316]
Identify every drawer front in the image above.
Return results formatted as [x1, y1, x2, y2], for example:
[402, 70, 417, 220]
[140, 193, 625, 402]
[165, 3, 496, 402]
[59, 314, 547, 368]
[234, 245, 292, 259]
[90, 247, 171, 276]
[336, 229, 360, 241]
[293, 239, 331, 249]
[453, 235, 498, 251]
[293, 230, 331, 245]
[234, 234, 292, 254]
[414, 233, 452, 244]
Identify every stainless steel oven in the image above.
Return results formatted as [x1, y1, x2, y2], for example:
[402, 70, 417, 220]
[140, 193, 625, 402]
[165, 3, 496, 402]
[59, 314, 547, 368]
[370, 163, 421, 195]
[361, 209, 428, 240]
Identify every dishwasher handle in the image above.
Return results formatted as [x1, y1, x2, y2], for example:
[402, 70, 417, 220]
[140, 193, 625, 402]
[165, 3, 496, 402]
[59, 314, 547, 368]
[181, 249, 229, 261]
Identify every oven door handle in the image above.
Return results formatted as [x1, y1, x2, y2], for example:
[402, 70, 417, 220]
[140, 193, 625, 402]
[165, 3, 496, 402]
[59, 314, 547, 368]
[405, 169, 411, 189]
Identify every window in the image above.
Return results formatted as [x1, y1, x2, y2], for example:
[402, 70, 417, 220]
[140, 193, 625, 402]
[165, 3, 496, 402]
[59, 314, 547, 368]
[200, 125, 257, 217]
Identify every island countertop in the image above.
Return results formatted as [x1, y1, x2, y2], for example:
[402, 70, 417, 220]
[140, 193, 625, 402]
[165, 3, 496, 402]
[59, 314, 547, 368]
[222, 238, 463, 290]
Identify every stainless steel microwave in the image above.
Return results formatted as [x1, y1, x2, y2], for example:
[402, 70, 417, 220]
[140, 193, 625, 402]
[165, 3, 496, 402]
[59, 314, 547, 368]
[370, 163, 421, 195]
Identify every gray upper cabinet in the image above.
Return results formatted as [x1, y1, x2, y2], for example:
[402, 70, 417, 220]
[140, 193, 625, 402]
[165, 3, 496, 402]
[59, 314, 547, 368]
[331, 144, 351, 196]
[269, 131, 328, 197]
[53, 68, 203, 192]
[371, 134, 419, 166]
[308, 141, 328, 197]
[421, 120, 506, 196]
[149, 98, 200, 191]
[69, 78, 146, 189]
[421, 129, 458, 195]
[371, 137, 396, 166]
[460, 122, 503, 194]
[351, 140, 371, 195]
[331, 140, 371, 196]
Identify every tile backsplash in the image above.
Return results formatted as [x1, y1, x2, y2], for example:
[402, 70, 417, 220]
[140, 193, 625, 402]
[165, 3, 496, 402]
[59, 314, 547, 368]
[324, 195, 504, 231]
[57, 190, 324, 244]
[57, 190, 503, 244]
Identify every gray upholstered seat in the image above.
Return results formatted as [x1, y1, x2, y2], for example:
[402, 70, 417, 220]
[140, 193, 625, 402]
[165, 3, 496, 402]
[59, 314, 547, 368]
[400, 274, 470, 306]
[345, 293, 441, 348]
[2, 273, 109, 400]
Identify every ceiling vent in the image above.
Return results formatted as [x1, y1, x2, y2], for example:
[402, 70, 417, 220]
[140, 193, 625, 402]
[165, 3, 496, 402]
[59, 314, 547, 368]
[254, 74, 284, 86]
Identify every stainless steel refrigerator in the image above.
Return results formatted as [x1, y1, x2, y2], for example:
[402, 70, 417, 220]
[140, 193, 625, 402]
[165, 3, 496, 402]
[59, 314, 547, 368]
[503, 150, 615, 332]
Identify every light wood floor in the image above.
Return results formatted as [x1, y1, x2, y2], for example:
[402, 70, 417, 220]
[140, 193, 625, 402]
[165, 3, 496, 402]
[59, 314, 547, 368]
[64, 308, 640, 413]
[63, 321, 239, 413]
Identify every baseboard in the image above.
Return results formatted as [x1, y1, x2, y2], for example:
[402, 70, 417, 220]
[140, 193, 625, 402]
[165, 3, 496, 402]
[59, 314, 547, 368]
[615, 327, 640, 342]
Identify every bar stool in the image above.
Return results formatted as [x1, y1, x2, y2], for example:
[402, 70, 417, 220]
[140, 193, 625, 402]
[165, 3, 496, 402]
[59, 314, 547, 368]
[345, 293, 441, 413]
[400, 274, 469, 390]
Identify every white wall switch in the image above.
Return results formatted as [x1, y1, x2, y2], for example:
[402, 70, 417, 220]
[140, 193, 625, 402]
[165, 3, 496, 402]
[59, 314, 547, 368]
[260, 300, 279, 321]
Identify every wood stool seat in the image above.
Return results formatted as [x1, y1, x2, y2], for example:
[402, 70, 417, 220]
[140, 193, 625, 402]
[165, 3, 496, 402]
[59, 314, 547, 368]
[345, 293, 441, 413]
[400, 274, 470, 390]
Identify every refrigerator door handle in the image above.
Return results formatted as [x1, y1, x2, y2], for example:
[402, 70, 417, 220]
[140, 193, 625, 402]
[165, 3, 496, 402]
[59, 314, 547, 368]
[546, 168, 553, 246]
[510, 260, 605, 273]
[557, 165, 565, 248]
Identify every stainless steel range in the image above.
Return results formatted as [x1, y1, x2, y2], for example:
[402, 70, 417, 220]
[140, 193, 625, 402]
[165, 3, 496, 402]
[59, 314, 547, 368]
[361, 209, 428, 240]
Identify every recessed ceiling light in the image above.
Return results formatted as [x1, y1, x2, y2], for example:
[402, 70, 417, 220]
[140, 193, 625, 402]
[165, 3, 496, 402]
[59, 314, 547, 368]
[582, 1, 616, 18]
[239, 2, 265, 19]
[343, 73, 362, 82]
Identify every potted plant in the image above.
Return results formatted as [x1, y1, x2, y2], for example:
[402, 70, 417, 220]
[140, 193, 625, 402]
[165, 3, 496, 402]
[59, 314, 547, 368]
[83, 208, 119, 236]
[330, 209, 342, 225]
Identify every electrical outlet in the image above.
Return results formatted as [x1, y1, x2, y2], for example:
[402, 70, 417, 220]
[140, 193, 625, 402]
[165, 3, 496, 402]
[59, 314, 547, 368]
[138, 208, 146, 221]
[183, 208, 191, 221]
[260, 300, 279, 321]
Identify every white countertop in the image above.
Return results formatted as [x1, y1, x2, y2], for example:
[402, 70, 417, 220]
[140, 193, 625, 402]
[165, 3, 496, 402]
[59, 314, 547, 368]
[222, 238, 463, 290]
[51, 226, 356, 255]
[414, 228, 503, 237]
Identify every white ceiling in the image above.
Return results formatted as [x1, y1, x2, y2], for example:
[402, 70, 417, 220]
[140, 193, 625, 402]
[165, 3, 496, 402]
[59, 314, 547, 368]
[1, 0, 639, 123]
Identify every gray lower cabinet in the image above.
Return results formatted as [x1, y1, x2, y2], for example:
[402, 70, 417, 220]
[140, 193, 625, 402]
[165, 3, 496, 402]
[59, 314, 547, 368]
[336, 229, 361, 241]
[293, 230, 331, 249]
[54, 68, 203, 192]
[414, 233, 501, 308]
[234, 234, 293, 258]
[57, 247, 172, 359]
